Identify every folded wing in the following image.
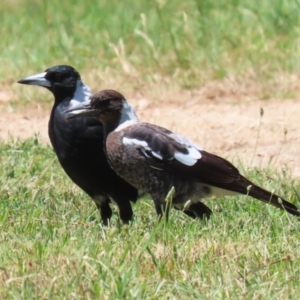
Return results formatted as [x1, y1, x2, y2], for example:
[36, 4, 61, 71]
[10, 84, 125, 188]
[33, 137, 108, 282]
[122, 123, 300, 216]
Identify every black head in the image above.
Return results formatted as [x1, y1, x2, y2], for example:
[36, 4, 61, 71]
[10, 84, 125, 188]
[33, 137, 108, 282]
[18, 65, 82, 101]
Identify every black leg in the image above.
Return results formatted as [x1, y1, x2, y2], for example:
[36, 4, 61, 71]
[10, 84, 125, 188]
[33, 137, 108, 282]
[185, 202, 212, 220]
[95, 201, 112, 226]
[117, 201, 134, 224]
[155, 203, 163, 218]
[174, 206, 197, 219]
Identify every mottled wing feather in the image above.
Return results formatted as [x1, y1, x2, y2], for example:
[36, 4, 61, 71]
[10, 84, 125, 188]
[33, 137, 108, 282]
[124, 124, 195, 168]
[124, 123, 244, 187]
[122, 123, 300, 216]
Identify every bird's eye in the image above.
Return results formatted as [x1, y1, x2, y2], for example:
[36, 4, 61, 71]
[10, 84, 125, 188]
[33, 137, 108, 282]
[49, 73, 67, 82]
[54, 74, 62, 82]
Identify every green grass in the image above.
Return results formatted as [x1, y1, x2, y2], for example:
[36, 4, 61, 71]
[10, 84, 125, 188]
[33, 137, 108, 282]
[2, 0, 300, 96]
[1, 0, 300, 298]
[1, 138, 300, 299]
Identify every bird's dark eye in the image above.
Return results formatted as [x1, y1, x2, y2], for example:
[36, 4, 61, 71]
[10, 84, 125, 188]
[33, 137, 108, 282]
[47, 72, 67, 82]
[54, 74, 63, 82]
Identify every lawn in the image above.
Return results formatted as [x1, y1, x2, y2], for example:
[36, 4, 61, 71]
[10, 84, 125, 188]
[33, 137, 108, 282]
[1, 138, 300, 299]
[2, 0, 300, 97]
[1, 0, 300, 299]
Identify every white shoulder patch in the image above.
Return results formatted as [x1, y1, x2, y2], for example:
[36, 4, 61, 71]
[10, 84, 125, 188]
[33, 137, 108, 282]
[122, 137, 163, 160]
[122, 137, 148, 147]
[187, 146, 202, 159]
[122, 128, 202, 166]
[174, 147, 201, 166]
[151, 151, 163, 160]
[170, 133, 203, 151]
[170, 133, 202, 166]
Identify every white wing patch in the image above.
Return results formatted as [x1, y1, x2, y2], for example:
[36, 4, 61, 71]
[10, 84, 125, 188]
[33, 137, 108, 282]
[122, 131, 202, 166]
[123, 137, 148, 147]
[122, 137, 163, 160]
[170, 133, 203, 151]
[170, 133, 202, 166]
[174, 146, 201, 166]
[150, 151, 163, 160]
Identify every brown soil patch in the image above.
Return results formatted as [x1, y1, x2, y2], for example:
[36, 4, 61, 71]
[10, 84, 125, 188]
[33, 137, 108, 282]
[1, 86, 300, 176]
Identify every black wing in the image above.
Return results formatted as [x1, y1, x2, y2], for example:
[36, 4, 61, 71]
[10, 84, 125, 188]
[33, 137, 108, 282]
[123, 123, 241, 184]
[123, 123, 202, 169]
[123, 123, 300, 216]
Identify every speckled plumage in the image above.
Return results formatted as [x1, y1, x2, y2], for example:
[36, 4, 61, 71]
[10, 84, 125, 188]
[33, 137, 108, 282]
[67, 89, 300, 220]
[107, 125, 213, 218]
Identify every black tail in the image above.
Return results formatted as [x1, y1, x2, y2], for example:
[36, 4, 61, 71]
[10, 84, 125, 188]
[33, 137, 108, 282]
[178, 150, 300, 216]
[246, 183, 300, 216]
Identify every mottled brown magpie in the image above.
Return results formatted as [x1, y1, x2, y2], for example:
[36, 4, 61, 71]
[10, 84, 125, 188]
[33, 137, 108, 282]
[17, 66, 139, 225]
[66, 89, 300, 220]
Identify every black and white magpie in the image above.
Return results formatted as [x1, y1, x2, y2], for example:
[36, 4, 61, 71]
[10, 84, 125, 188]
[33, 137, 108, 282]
[17, 66, 139, 225]
[66, 89, 300, 219]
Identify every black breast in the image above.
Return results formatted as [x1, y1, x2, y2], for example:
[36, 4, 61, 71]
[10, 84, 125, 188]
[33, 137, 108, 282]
[48, 101, 138, 201]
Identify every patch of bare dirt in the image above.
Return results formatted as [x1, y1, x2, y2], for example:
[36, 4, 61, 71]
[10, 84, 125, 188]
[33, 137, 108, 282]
[1, 85, 300, 176]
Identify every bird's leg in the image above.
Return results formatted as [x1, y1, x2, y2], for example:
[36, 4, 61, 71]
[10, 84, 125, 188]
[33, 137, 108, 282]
[117, 201, 134, 224]
[186, 202, 212, 220]
[95, 200, 112, 226]
[173, 201, 212, 220]
[155, 202, 163, 219]
[174, 206, 196, 218]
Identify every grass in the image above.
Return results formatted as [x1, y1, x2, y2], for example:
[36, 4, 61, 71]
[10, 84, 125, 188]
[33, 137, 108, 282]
[1, 0, 300, 298]
[2, 0, 300, 99]
[1, 138, 300, 299]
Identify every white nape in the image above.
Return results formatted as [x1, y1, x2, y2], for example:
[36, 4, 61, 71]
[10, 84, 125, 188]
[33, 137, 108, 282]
[115, 100, 139, 132]
[69, 80, 92, 108]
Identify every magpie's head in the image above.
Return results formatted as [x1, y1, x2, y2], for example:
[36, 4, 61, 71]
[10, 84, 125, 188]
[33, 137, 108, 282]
[66, 89, 139, 132]
[67, 89, 125, 121]
[18, 65, 85, 102]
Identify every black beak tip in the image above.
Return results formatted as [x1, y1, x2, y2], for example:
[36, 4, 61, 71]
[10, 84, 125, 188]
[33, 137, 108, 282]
[17, 79, 33, 85]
